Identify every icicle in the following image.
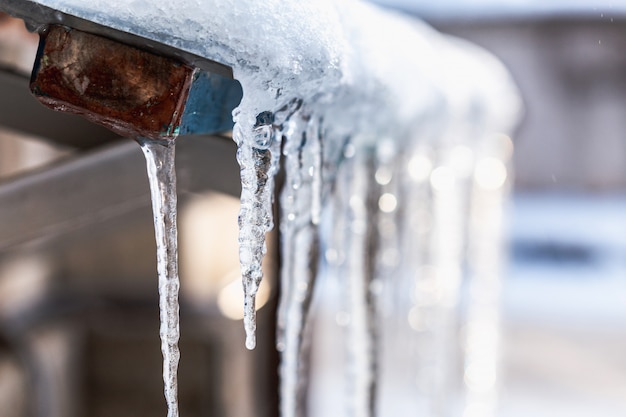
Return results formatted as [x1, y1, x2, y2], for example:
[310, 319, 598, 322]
[462, 133, 512, 417]
[308, 120, 323, 226]
[234, 111, 280, 350]
[277, 110, 307, 352]
[138, 138, 181, 417]
[372, 139, 401, 318]
[278, 110, 323, 417]
[401, 142, 434, 313]
[401, 122, 477, 416]
[234, 99, 302, 350]
[344, 150, 379, 417]
[279, 224, 318, 417]
[276, 98, 304, 351]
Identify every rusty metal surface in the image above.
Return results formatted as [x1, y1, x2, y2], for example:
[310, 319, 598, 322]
[30, 25, 195, 140]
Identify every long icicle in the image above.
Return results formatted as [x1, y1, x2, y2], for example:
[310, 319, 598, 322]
[278, 113, 323, 417]
[277, 112, 307, 352]
[463, 133, 512, 417]
[345, 149, 379, 417]
[138, 138, 181, 417]
[429, 140, 469, 417]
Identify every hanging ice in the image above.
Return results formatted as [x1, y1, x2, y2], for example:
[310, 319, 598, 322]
[343, 150, 380, 417]
[276, 107, 328, 417]
[34, 0, 521, 415]
[138, 138, 181, 417]
[233, 110, 281, 350]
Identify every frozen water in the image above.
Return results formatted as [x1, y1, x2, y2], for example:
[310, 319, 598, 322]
[462, 134, 513, 417]
[343, 151, 380, 417]
[236, 100, 302, 350]
[138, 139, 181, 417]
[28, 0, 521, 415]
[276, 106, 324, 417]
[31, 0, 519, 136]
[33, 0, 520, 348]
[234, 109, 283, 350]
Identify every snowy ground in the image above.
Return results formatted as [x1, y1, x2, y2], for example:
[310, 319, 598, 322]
[310, 192, 626, 416]
[501, 192, 626, 417]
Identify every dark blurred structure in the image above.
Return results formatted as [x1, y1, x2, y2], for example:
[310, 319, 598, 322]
[434, 15, 626, 190]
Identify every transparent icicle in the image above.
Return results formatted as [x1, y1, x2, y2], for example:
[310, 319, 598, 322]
[415, 127, 474, 416]
[372, 139, 401, 318]
[309, 120, 323, 226]
[276, 109, 306, 351]
[370, 140, 407, 415]
[138, 138, 180, 417]
[234, 99, 302, 350]
[462, 133, 512, 417]
[276, 101, 306, 351]
[279, 225, 318, 417]
[344, 150, 379, 417]
[278, 112, 323, 417]
[234, 111, 281, 350]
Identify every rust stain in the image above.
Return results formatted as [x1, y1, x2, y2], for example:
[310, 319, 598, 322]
[30, 25, 194, 139]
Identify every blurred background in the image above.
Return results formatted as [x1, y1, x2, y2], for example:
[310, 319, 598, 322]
[394, 1, 626, 416]
[1, 0, 626, 416]
[425, 3, 626, 416]
[424, 1, 626, 416]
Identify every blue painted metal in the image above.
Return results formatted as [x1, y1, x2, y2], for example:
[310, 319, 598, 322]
[179, 70, 242, 136]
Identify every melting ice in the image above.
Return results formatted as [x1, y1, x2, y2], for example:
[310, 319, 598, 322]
[138, 138, 181, 417]
[42, 0, 521, 415]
